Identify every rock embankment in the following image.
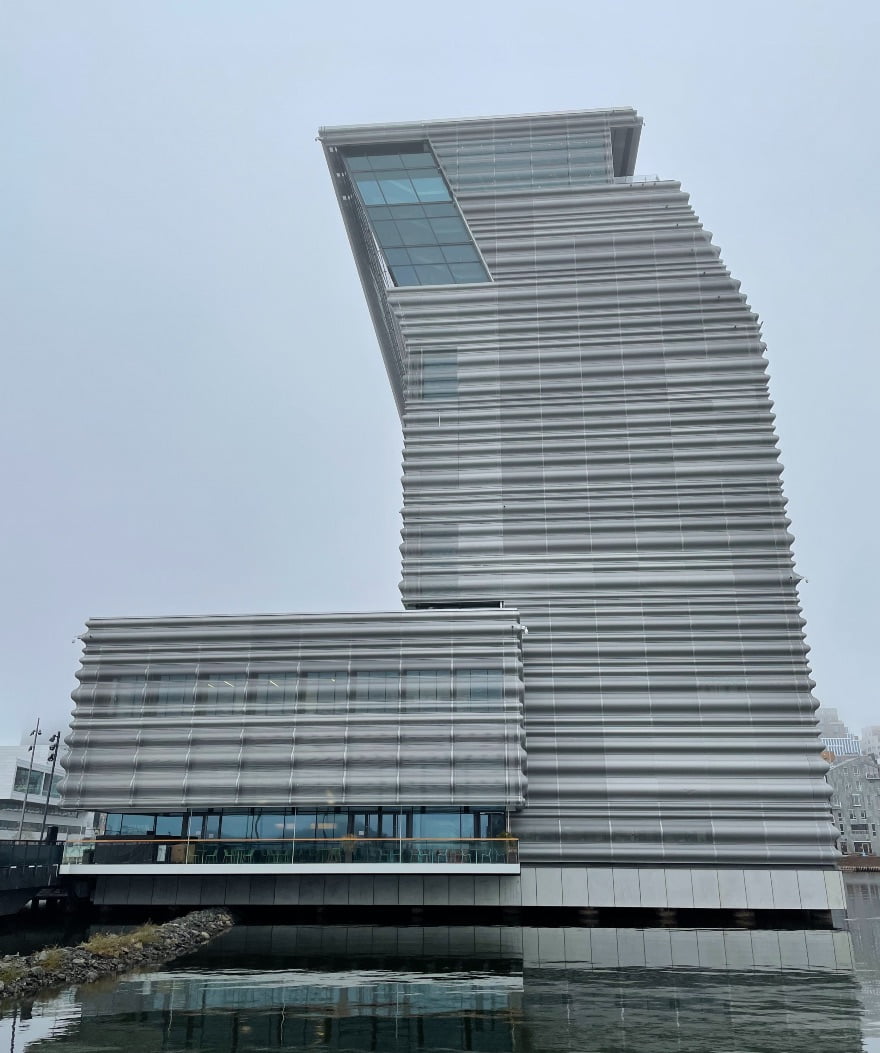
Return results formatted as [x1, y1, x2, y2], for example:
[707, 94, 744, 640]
[0, 908, 234, 1003]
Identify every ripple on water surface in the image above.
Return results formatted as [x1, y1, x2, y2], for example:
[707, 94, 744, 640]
[0, 924, 867, 1052]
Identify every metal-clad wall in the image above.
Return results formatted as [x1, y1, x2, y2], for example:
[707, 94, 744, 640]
[321, 110, 836, 866]
[64, 611, 525, 812]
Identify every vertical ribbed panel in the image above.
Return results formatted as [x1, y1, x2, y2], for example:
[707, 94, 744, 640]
[64, 611, 525, 812]
[321, 110, 836, 866]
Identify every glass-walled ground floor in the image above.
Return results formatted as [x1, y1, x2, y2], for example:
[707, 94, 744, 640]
[63, 806, 518, 867]
[99, 807, 508, 841]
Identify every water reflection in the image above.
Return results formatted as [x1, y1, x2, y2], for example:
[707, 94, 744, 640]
[0, 924, 863, 1052]
[844, 873, 880, 1051]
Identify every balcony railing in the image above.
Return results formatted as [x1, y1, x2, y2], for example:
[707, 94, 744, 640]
[0, 841, 63, 868]
[63, 837, 518, 867]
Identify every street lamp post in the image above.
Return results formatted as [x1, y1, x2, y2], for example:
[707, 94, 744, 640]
[16, 719, 42, 840]
[39, 732, 61, 842]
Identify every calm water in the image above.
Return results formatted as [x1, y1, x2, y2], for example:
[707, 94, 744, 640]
[2, 875, 880, 1052]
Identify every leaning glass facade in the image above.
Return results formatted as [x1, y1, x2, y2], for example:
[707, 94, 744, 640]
[343, 145, 488, 287]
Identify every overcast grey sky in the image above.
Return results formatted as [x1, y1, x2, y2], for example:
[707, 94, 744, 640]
[1, 0, 877, 743]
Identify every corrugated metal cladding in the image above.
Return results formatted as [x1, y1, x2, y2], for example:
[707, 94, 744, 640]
[321, 109, 837, 866]
[64, 611, 526, 812]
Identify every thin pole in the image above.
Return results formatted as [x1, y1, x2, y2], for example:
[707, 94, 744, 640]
[39, 736, 59, 842]
[16, 718, 41, 840]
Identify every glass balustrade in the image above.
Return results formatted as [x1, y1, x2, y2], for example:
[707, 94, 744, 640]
[63, 837, 518, 867]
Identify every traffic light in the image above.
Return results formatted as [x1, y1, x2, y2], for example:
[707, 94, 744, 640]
[47, 732, 60, 764]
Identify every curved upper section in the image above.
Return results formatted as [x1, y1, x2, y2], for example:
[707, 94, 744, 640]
[320, 108, 643, 414]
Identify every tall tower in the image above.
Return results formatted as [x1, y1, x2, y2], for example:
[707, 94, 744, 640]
[321, 110, 838, 877]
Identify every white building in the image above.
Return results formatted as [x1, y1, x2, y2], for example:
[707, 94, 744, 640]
[0, 746, 90, 841]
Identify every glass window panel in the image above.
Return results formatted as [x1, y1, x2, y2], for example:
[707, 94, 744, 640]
[442, 244, 478, 264]
[412, 176, 450, 202]
[408, 245, 445, 265]
[354, 178, 385, 206]
[413, 812, 462, 838]
[156, 674, 193, 713]
[396, 219, 437, 246]
[384, 248, 411, 265]
[252, 813, 286, 839]
[422, 358, 457, 399]
[313, 812, 347, 839]
[415, 264, 453, 285]
[405, 669, 448, 701]
[155, 815, 183, 837]
[391, 265, 419, 287]
[352, 813, 370, 836]
[301, 671, 347, 708]
[108, 679, 141, 708]
[204, 815, 221, 839]
[401, 152, 435, 168]
[14, 767, 43, 795]
[345, 155, 372, 171]
[186, 814, 204, 838]
[450, 262, 488, 283]
[286, 813, 317, 838]
[220, 814, 252, 838]
[201, 677, 246, 712]
[105, 813, 122, 836]
[369, 153, 406, 170]
[430, 217, 468, 243]
[120, 814, 155, 836]
[478, 812, 506, 838]
[386, 204, 424, 220]
[379, 178, 418, 204]
[366, 205, 392, 220]
[380, 812, 404, 836]
[372, 220, 404, 247]
[423, 203, 457, 218]
[354, 670, 399, 703]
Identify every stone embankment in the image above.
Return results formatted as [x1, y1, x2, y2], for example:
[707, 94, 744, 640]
[0, 908, 234, 1003]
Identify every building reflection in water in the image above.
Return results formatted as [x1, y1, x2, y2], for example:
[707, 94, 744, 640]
[0, 924, 862, 1053]
[844, 873, 880, 1050]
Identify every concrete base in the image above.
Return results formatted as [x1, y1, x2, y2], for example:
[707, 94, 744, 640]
[89, 865, 845, 914]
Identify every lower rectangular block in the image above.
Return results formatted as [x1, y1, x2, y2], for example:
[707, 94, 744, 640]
[372, 875, 399, 905]
[536, 868, 562, 906]
[348, 876, 374, 906]
[447, 875, 475, 905]
[611, 868, 640, 907]
[474, 875, 500, 905]
[690, 869, 721, 909]
[398, 875, 424, 905]
[586, 868, 614, 907]
[638, 869, 667, 908]
[797, 870, 830, 910]
[560, 868, 587, 906]
[423, 875, 449, 906]
[274, 876, 300, 905]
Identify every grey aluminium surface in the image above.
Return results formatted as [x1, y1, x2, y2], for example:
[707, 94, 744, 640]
[320, 108, 837, 868]
[63, 609, 525, 812]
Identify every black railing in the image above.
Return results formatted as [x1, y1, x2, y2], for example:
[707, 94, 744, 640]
[0, 841, 64, 868]
[64, 837, 518, 867]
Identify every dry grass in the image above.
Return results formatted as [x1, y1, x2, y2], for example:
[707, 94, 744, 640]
[78, 923, 161, 958]
[39, 947, 65, 972]
[0, 962, 25, 986]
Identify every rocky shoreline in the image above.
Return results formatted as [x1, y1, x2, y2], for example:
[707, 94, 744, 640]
[0, 908, 234, 1003]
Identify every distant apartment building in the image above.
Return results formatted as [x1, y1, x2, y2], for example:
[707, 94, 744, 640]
[827, 754, 880, 856]
[862, 726, 880, 760]
[817, 707, 861, 757]
[817, 707, 851, 739]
